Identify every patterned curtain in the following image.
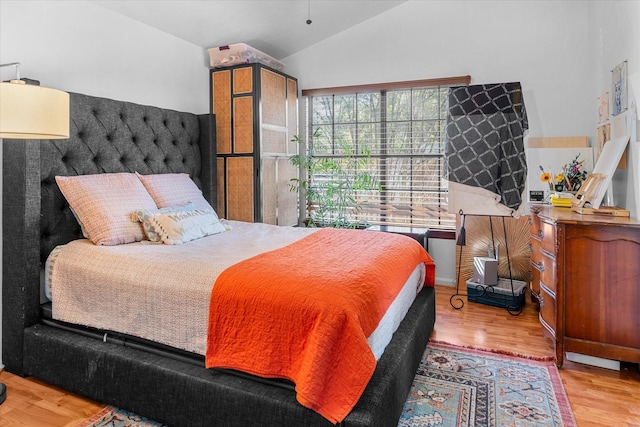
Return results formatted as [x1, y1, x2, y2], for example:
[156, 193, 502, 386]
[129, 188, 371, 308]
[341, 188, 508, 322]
[445, 82, 528, 213]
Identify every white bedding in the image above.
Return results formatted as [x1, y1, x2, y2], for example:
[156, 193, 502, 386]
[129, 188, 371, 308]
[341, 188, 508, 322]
[49, 220, 425, 360]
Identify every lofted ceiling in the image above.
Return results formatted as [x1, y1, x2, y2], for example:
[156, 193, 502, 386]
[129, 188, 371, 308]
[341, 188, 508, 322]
[92, 0, 407, 60]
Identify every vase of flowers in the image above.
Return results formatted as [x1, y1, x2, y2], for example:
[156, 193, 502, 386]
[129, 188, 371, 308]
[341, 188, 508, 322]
[539, 154, 588, 193]
[560, 154, 588, 192]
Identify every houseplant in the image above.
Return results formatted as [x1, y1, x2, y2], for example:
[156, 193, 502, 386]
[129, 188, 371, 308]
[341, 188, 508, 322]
[289, 133, 381, 228]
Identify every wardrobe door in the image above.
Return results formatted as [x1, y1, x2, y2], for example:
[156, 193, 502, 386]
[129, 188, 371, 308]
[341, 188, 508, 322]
[212, 66, 256, 221]
[212, 64, 298, 224]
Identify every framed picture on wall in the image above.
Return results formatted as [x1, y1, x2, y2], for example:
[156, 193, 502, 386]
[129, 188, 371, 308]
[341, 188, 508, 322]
[612, 60, 628, 116]
[597, 92, 609, 123]
[596, 122, 610, 159]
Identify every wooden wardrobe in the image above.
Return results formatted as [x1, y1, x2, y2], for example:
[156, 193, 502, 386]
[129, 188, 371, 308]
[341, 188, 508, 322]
[211, 64, 299, 225]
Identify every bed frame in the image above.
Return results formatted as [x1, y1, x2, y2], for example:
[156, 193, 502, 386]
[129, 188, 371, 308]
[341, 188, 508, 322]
[2, 92, 436, 426]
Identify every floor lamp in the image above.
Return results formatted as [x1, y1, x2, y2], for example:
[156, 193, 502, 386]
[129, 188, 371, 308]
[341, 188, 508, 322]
[0, 62, 70, 405]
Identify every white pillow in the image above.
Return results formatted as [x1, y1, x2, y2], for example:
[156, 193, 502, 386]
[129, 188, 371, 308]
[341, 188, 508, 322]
[135, 172, 215, 212]
[132, 202, 196, 242]
[56, 173, 158, 245]
[141, 209, 227, 245]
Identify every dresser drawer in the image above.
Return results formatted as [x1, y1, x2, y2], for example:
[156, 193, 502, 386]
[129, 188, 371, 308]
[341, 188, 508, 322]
[540, 221, 556, 255]
[530, 238, 542, 265]
[539, 282, 557, 337]
[531, 247, 556, 292]
[530, 264, 540, 298]
[539, 258, 556, 293]
[529, 214, 542, 240]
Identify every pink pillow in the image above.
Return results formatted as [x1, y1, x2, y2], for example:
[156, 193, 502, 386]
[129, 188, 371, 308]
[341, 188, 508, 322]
[135, 172, 215, 212]
[56, 173, 158, 245]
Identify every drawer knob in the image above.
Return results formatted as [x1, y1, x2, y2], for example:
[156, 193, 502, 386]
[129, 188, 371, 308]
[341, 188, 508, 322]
[530, 260, 545, 272]
[539, 293, 545, 308]
[538, 230, 544, 239]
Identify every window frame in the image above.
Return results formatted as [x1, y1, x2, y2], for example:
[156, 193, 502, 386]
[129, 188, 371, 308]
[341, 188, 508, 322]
[300, 75, 471, 234]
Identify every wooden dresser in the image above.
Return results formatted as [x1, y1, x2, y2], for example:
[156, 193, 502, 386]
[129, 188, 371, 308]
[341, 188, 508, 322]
[529, 205, 640, 367]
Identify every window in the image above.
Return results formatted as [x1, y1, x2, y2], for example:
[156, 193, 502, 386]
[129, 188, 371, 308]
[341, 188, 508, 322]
[301, 76, 470, 231]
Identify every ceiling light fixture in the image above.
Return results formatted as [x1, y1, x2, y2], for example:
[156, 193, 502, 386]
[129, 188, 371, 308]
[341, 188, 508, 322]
[306, 0, 312, 25]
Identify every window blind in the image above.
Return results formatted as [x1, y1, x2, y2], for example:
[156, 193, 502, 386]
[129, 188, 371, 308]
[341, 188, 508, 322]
[302, 76, 471, 231]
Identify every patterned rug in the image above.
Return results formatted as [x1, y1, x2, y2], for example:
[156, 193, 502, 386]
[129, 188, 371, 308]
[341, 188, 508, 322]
[79, 342, 576, 427]
[79, 407, 166, 427]
[399, 342, 576, 427]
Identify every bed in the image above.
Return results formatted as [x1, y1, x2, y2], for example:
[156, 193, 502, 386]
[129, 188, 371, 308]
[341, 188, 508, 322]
[2, 91, 437, 426]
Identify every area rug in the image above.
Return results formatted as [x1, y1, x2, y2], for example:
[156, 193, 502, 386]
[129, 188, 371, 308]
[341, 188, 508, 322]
[79, 342, 576, 427]
[79, 406, 166, 427]
[398, 341, 576, 426]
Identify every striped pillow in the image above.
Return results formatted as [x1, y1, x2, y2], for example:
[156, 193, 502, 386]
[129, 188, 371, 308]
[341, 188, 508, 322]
[132, 202, 196, 242]
[141, 209, 227, 245]
[56, 173, 158, 245]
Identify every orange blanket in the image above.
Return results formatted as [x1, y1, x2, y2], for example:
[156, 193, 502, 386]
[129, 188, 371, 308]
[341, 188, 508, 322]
[205, 228, 435, 424]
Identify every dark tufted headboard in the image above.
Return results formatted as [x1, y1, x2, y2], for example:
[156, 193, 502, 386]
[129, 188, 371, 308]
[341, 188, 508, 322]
[2, 92, 216, 373]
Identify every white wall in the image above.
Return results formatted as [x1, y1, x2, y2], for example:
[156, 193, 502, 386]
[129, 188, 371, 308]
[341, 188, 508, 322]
[589, 1, 640, 216]
[283, 0, 638, 285]
[284, 0, 593, 137]
[0, 0, 210, 113]
[0, 0, 211, 369]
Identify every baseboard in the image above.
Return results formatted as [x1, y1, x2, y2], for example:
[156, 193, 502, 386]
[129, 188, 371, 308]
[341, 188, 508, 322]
[566, 352, 621, 371]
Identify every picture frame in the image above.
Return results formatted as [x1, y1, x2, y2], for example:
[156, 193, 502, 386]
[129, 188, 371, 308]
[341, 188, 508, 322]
[597, 92, 609, 123]
[611, 60, 628, 116]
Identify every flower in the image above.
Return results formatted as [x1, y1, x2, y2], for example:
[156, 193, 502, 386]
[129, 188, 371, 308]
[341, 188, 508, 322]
[561, 154, 587, 191]
[539, 154, 588, 193]
[539, 166, 555, 191]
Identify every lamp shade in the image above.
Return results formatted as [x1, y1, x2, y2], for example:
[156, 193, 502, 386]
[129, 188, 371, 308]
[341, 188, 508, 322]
[0, 80, 70, 139]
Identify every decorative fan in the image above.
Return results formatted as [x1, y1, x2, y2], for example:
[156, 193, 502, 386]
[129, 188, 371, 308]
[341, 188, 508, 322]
[455, 215, 531, 288]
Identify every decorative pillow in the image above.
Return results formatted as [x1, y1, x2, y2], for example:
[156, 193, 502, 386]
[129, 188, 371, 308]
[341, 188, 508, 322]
[69, 206, 90, 239]
[141, 209, 227, 245]
[56, 173, 158, 245]
[132, 202, 196, 242]
[135, 172, 215, 213]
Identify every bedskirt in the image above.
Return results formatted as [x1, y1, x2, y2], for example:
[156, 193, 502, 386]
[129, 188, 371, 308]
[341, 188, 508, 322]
[22, 286, 436, 427]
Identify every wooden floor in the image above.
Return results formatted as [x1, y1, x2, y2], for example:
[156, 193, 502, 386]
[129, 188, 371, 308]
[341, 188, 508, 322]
[0, 284, 639, 426]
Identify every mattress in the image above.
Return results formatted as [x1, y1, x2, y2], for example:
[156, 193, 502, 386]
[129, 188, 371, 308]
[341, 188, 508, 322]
[47, 220, 425, 360]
